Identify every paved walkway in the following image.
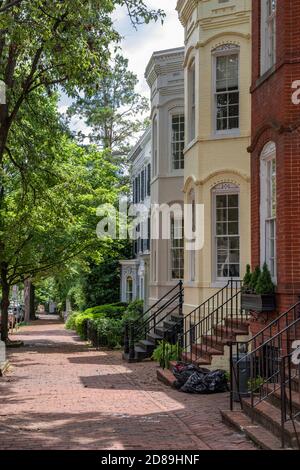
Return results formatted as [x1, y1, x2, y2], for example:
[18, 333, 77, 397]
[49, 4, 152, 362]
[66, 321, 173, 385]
[0, 318, 257, 450]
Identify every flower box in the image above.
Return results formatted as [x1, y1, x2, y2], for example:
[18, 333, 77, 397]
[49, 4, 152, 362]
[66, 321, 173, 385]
[241, 293, 276, 313]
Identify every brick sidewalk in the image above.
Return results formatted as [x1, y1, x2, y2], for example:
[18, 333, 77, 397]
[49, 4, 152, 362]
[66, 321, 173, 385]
[0, 319, 257, 450]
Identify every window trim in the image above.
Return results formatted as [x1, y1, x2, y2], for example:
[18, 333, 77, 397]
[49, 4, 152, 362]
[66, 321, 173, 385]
[169, 111, 185, 173]
[212, 46, 240, 137]
[260, 142, 277, 282]
[170, 215, 184, 281]
[187, 59, 196, 144]
[212, 184, 241, 282]
[126, 276, 134, 303]
[260, 0, 277, 76]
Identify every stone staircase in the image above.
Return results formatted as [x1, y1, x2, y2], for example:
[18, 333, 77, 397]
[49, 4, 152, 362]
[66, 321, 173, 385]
[157, 317, 250, 383]
[126, 313, 183, 362]
[221, 300, 300, 450]
[221, 376, 300, 450]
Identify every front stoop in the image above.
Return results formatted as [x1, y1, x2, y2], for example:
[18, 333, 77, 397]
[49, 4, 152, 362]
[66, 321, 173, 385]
[0, 360, 10, 377]
[157, 367, 176, 387]
[221, 410, 286, 450]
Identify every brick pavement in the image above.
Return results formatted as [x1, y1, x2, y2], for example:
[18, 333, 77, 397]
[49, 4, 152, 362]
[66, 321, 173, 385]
[0, 318, 257, 450]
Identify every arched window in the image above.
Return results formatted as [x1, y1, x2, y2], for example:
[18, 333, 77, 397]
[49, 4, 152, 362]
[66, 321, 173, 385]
[213, 183, 240, 280]
[126, 276, 133, 303]
[260, 142, 277, 280]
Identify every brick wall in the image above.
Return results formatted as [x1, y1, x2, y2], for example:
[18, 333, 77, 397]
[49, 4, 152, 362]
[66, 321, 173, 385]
[250, 0, 300, 334]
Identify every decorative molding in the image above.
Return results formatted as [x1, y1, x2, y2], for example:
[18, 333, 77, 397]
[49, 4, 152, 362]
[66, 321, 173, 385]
[183, 169, 250, 192]
[196, 31, 250, 49]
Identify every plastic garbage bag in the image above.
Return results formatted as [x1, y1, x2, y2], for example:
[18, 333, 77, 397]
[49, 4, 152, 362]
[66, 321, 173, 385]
[172, 363, 228, 394]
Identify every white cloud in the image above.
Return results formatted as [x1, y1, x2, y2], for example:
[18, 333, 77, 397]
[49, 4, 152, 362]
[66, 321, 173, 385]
[113, 0, 184, 97]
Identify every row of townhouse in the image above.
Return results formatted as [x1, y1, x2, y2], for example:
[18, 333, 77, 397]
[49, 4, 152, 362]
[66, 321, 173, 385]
[121, 0, 252, 323]
[120, 0, 300, 449]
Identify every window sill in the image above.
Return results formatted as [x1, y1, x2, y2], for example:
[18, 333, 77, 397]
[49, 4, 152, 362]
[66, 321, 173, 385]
[212, 130, 240, 140]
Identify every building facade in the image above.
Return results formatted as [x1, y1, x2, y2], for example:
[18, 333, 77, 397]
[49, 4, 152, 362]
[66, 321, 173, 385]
[145, 48, 185, 305]
[120, 128, 151, 306]
[176, 0, 252, 314]
[250, 0, 300, 332]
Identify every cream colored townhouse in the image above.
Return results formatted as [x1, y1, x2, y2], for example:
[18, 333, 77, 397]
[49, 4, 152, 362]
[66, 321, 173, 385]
[176, 0, 251, 316]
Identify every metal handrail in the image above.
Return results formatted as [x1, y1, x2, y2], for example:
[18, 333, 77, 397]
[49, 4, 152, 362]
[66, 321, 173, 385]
[163, 280, 243, 358]
[130, 281, 182, 330]
[232, 300, 300, 367]
[280, 348, 300, 449]
[229, 300, 300, 449]
[125, 281, 184, 360]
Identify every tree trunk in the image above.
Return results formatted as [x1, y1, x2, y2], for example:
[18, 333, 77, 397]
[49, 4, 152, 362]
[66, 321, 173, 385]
[24, 278, 35, 322]
[0, 266, 10, 343]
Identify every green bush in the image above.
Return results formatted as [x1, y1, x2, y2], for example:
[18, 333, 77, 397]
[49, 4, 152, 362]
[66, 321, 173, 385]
[90, 317, 124, 349]
[249, 266, 261, 292]
[83, 303, 127, 318]
[255, 263, 275, 295]
[152, 341, 181, 369]
[122, 299, 144, 323]
[65, 312, 80, 330]
[242, 264, 252, 292]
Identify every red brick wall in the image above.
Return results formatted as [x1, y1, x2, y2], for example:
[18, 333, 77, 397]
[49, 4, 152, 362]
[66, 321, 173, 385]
[250, 0, 300, 334]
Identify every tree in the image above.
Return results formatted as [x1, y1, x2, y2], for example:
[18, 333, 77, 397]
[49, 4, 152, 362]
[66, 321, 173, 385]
[68, 54, 149, 162]
[0, 1, 164, 340]
[0, 90, 125, 341]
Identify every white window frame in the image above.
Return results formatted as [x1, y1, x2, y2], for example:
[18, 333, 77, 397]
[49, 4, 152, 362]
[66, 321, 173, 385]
[212, 46, 240, 136]
[152, 115, 158, 177]
[170, 112, 185, 172]
[260, 0, 277, 75]
[126, 276, 133, 303]
[170, 216, 184, 281]
[188, 189, 196, 282]
[213, 183, 240, 282]
[188, 59, 196, 143]
[260, 142, 277, 282]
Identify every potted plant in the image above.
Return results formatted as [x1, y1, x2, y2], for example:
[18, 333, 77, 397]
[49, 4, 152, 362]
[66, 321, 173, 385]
[248, 376, 264, 396]
[241, 263, 276, 312]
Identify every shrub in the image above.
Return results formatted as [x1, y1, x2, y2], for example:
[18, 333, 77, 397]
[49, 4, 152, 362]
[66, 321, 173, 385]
[242, 264, 252, 292]
[122, 300, 144, 323]
[249, 266, 261, 292]
[152, 341, 181, 369]
[255, 263, 275, 295]
[83, 303, 127, 318]
[90, 317, 124, 349]
[65, 312, 80, 330]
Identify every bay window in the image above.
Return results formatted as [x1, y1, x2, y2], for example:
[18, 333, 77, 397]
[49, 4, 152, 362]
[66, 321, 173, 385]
[214, 47, 239, 133]
[171, 114, 185, 170]
[214, 183, 240, 280]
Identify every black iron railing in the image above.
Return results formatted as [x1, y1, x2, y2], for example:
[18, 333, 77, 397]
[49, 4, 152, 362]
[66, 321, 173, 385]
[229, 300, 300, 448]
[280, 351, 300, 449]
[124, 281, 184, 360]
[161, 279, 245, 367]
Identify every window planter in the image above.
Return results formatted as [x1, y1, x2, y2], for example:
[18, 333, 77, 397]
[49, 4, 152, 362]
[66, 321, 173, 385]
[241, 293, 276, 313]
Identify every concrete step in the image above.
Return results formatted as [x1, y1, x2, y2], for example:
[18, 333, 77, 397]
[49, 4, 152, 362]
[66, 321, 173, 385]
[221, 410, 287, 450]
[242, 397, 300, 448]
[201, 334, 232, 352]
[181, 351, 211, 366]
[214, 324, 249, 338]
[157, 368, 176, 387]
[263, 384, 300, 416]
[224, 318, 250, 332]
[136, 339, 156, 353]
[191, 343, 223, 361]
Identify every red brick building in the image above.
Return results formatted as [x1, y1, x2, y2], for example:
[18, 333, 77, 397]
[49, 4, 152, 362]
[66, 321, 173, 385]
[250, 0, 300, 332]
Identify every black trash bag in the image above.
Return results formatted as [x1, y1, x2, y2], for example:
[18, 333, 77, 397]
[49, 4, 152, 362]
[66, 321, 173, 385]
[172, 363, 201, 389]
[172, 363, 228, 394]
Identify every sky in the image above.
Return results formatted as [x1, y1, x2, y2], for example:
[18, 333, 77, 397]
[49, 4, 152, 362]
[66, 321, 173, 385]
[113, 0, 184, 98]
[60, 1, 184, 134]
